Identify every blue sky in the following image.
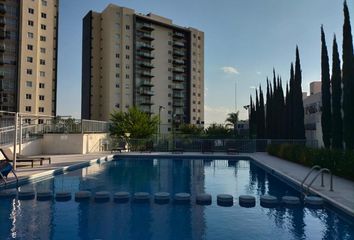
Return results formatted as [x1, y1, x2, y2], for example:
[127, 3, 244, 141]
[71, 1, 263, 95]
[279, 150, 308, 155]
[57, 0, 354, 123]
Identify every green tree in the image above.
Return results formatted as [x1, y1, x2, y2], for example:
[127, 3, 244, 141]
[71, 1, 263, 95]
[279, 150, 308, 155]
[179, 124, 204, 136]
[258, 85, 266, 138]
[342, 0, 354, 149]
[110, 107, 159, 139]
[331, 35, 343, 149]
[225, 111, 239, 136]
[205, 123, 232, 138]
[321, 26, 332, 148]
[293, 47, 305, 139]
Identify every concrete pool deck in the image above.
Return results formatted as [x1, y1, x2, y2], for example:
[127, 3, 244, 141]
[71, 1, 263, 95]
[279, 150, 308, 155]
[1, 151, 353, 217]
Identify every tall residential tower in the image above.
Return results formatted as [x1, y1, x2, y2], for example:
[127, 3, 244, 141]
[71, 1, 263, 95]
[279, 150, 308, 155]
[0, 0, 59, 122]
[82, 4, 204, 132]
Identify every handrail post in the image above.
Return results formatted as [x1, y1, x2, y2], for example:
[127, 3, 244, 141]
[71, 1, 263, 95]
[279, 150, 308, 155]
[330, 172, 333, 191]
[321, 171, 324, 187]
[13, 112, 18, 170]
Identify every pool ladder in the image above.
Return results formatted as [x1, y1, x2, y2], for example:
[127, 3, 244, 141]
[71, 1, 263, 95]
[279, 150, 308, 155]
[300, 165, 333, 195]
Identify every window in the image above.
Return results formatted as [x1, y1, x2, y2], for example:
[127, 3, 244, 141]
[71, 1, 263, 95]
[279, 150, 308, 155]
[40, 71, 45, 77]
[25, 106, 32, 112]
[39, 107, 44, 112]
[115, 63, 119, 68]
[125, 45, 130, 50]
[115, 54, 119, 58]
[125, 25, 130, 30]
[41, 24, 46, 30]
[28, 8, 34, 14]
[40, 36, 46, 42]
[27, 69, 32, 75]
[39, 83, 45, 88]
[39, 95, 45, 101]
[38, 119, 44, 124]
[27, 57, 33, 63]
[40, 59, 45, 65]
[27, 44, 33, 50]
[41, 0, 47, 6]
[125, 65, 129, 69]
[125, 74, 129, 79]
[26, 81, 32, 87]
[40, 48, 46, 53]
[28, 20, 34, 26]
[41, 13, 47, 18]
[26, 94, 32, 100]
[28, 32, 34, 39]
[125, 55, 129, 59]
[115, 73, 119, 78]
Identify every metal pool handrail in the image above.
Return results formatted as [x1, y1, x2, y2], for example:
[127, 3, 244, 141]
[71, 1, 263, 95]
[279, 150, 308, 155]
[306, 168, 333, 193]
[300, 165, 322, 193]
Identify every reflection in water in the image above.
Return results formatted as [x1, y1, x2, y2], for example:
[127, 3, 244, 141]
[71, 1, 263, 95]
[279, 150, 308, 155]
[0, 159, 353, 240]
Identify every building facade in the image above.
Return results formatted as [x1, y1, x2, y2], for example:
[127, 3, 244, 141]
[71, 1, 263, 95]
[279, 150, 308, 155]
[0, 0, 58, 122]
[303, 81, 323, 148]
[82, 4, 204, 133]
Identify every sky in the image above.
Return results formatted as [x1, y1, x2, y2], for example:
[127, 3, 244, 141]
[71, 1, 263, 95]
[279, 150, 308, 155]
[57, 0, 354, 123]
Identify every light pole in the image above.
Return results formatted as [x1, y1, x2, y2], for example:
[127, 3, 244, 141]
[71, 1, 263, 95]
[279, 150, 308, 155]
[158, 106, 165, 138]
[235, 79, 237, 113]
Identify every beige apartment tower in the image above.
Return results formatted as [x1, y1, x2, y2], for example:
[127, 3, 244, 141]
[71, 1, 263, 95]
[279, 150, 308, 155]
[0, 0, 58, 122]
[82, 4, 204, 132]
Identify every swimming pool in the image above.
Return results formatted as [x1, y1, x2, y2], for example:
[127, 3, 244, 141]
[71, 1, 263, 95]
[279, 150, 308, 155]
[0, 157, 353, 240]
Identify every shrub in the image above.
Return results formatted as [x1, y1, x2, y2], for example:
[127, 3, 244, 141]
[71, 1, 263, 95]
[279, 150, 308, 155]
[267, 144, 354, 181]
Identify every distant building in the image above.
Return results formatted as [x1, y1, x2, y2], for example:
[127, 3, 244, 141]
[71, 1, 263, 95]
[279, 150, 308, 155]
[81, 4, 204, 133]
[0, 0, 59, 122]
[303, 81, 323, 147]
[236, 120, 249, 137]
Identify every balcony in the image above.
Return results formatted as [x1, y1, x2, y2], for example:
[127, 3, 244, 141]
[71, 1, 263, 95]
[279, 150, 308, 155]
[173, 92, 184, 99]
[140, 23, 154, 31]
[173, 67, 184, 73]
[172, 83, 184, 90]
[0, 56, 4, 65]
[173, 109, 184, 116]
[138, 52, 154, 59]
[173, 59, 184, 65]
[0, 4, 6, 15]
[139, 43, 154, 51]
[173, 41, 185, 48]
[173, 100, 184, 107]
[0, 17, 5, 26]
[140, 33, 154, 41]
[140, 80, 154, 87]
[173, 32, 184, 39]
[0, 71, 5, 78]
[140, 98, 154, 105]
[141, 71, 154, 78]
[0, 44, 5, 52]
[140, 89, 154, 96]
[0, 30, 6, 39]
[173, 76, 185, 82]
[173, 50, 185, 57]
[140, 62, 154, 69]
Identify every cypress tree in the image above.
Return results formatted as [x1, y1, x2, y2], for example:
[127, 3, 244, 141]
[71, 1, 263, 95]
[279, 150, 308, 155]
[255, 89, 260, 138]
[288, 64, 295, 139]
[285, 83, 290, 139]
[331, 36, 343, 149]
[342, 0, 354, 149]
[249, 95, 255, 138]
[266, 79, 271, 138]
[278, 77, 285, 139]
[294, 47, 306, 140]
[321, 26, 332, 148]
[259, 86, 266, 138]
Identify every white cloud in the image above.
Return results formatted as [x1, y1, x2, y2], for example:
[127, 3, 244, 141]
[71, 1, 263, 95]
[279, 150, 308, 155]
[221, 66, 239, 75]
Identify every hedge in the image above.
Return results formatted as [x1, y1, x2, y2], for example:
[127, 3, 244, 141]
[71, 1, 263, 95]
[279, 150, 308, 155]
[267, 144, 354, 181]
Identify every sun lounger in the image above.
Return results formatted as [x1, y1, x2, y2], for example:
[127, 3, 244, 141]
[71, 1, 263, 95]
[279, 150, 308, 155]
[0, 159, 18, 185]
[111, 140, 127, 153]
[0, 148, 51, 168]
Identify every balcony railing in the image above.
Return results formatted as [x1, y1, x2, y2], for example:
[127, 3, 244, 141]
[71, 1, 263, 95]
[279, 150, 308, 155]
[173, 41, 185, 48]
[173, 76, 185, 82]
[173, 92, 184, 98]
[0, 4, 6, 15]
[140, 62, 154, 68]
[0, 44, 5, 52]
[0, 71, 5, 78]
[140, 89, 154, 96]
[140, 23, 154, 31]
[173, 50, 185, 57]
[139, 43, 154, 50]
[141, 71, 154, 78]
[173, 67, 184, 73]
[140, 98, 154, 105]
[173, 100, 184, 107]
[140, 80, 154, 87]
[173, 59, 185, 65]
[0, 17, 5, 26]
[173, 32, 185, 38]
[138, 52, 154, 59]
[172, 83, 184, 90]
[140, 33, 154, 41]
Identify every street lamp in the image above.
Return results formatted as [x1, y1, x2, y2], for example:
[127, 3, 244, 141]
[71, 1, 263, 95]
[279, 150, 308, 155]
[158, 106, 165, 138]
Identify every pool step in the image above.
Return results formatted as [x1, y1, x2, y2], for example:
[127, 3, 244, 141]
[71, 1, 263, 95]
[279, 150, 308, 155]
[0, 190, 325, 209]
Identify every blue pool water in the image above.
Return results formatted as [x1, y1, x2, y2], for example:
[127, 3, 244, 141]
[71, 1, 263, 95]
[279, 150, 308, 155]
[0, 157, 353, 240]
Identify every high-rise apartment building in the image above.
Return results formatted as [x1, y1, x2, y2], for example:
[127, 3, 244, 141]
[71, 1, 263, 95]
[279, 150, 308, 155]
[82, 4, 204, 132]
[0, 0, 58, 122]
